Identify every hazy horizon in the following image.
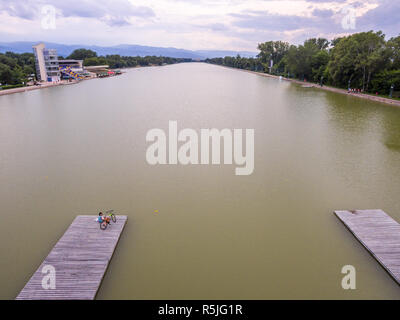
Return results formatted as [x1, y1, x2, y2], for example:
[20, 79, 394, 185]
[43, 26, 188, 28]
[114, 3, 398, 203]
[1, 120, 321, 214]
[0, 40, 258, 54]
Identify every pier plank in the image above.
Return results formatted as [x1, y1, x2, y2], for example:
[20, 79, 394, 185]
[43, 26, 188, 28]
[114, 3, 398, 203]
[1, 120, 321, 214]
[16, 215, 127, 300]
[334, 209, 400, 285]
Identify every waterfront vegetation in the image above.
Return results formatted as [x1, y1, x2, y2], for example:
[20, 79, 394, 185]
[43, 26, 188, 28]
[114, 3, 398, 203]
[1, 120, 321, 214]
[205, 31, 400, 97]
[64, 48, 192, 68]
[0, 52, 36, 86]
[0, 48, 192, 88]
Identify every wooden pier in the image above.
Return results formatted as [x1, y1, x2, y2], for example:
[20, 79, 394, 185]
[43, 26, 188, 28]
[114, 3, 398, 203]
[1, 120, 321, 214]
[16, 215, 127, 300]
[335, 209, 400, 285]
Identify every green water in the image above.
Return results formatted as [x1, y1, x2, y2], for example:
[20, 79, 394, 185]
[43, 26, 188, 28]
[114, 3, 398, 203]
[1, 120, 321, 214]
[1, 63, 400, 299]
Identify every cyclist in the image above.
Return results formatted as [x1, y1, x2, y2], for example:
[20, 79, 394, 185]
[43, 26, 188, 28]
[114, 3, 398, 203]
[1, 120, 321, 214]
[98, 211, 111, 224]
[97, 212, 105, 223]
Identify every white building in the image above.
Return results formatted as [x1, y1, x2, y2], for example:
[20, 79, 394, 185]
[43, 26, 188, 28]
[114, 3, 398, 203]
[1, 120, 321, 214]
[32, 43, 61, 82]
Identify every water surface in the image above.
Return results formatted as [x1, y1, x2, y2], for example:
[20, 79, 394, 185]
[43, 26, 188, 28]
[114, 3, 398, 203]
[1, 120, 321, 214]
[1, 63, 400, 299]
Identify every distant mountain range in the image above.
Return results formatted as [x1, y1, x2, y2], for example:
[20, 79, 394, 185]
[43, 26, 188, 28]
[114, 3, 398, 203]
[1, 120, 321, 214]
[0, 42, 257, 59]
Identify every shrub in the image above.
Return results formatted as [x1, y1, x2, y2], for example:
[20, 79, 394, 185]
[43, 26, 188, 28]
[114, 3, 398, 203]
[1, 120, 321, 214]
[0, 83, 25, 90]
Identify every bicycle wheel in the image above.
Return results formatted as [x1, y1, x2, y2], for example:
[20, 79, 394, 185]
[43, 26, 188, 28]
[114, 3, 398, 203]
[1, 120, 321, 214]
[100, 221, 107, 230]
[111, 214, 116, 223]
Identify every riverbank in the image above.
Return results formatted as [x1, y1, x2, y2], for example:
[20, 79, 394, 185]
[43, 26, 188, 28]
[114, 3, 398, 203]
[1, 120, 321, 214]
[282, 75, 400, 107]
[218, 65, 400, 107]
[0, 70, 125, 97]
[0, 63, 171, 97]
[0, 79, 79, 97]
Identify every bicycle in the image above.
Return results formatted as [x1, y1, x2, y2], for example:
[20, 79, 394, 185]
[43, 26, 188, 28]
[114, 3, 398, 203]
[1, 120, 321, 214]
[99, 210, 117, 230]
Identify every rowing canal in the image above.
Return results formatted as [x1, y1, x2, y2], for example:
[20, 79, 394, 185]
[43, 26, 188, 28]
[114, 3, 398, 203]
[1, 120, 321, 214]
[1, 63, 400, 299]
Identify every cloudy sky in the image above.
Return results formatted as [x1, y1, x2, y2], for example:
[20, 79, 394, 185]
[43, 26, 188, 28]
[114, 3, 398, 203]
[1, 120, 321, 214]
[0, 0, 398, 51]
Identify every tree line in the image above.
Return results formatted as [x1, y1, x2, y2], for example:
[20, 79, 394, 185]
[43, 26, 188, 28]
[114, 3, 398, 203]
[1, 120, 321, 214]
[65, 48, 192, 69]
[0, 48, 192, 86]
[205, 31, 400, 96]
[0, 52, 36, 86]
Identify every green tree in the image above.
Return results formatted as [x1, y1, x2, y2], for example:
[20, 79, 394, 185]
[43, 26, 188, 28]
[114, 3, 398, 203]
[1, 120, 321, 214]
[257, 41, 289, 73]
[328, 31, 388, 91]
[68, 49, 97, 60]
[387, 35, 400, 70]
[311, 50, 330, 82]
[286, 39, 328, 81]
[371, 69, 400, 94]
[0, 63, 13, 84]
[83, 56, 108, 66]
[206, 31, 399, 97]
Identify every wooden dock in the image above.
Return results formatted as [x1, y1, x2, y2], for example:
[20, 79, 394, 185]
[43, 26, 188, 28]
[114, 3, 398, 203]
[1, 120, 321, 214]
[335, 209, 400, 285]
[16, 215, 127, 300]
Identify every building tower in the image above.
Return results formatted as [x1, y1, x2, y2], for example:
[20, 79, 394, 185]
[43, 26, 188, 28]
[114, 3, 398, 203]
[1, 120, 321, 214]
[33, 43, 60, 82]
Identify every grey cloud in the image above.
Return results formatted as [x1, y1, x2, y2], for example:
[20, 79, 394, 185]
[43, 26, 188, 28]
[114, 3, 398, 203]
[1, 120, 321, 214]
[357, 0, 400, 36]
[0, 0, 38, 20]
[229, 1, 400, 46]
[103, 17, 132, 27]
[195, 23, 230, 32]
[58, 0, 155, 19]
[302, 0, 349, 2]
[209, 23, 229, 32]
[231, 12, 310, 31]
[230, 11, 341, 33]
[0, 0, 155, 26]
[312, 9, 334, 18]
